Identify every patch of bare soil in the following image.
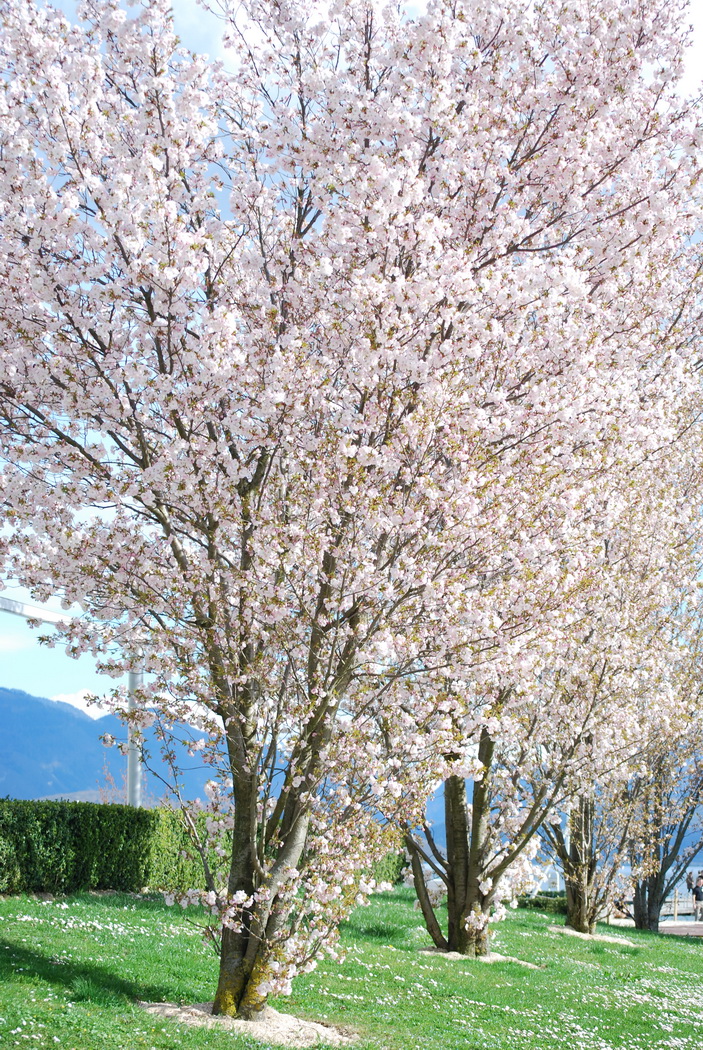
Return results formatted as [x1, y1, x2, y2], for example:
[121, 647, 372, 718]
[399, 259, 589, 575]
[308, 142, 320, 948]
[419, 945, 543, 969]
[139, 1001, 357, 1047]
[547, 924, 636, 947]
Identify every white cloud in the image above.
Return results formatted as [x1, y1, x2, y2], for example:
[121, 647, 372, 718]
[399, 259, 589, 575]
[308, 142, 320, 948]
[171, 0, 229, 62]
[51, 690, 109, 720]
[0, 634, 33, 653]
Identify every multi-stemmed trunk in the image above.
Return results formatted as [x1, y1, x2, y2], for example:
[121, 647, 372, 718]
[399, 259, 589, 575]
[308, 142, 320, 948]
[208, 678, 321, 1019]
[543, 795, 598, 934]
[628, 755, 703, 934]
[212, 769, 261, 1018]
[630, 765, 666, 934]
[408, 729, 497, 957]
[446, 763, 495, 956]
[408, 715, 561, 957]
[211, 777, 312, 1018]
[208, 498, 351, 1018]
[564, 876, 596, 935]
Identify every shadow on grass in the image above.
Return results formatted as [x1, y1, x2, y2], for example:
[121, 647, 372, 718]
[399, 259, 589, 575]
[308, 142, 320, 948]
[341, 919, 407, 943]
[0, 938, 175, 1006]
[655, 930, 703, 945]
[340, 889, 437, 948]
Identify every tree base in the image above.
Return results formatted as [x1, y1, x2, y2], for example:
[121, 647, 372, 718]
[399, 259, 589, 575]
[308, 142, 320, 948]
[139, 1001, 355, 1044]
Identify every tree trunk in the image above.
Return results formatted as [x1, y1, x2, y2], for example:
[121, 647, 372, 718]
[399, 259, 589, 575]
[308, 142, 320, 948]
[213, 763, 260, 1017]
[632, 873, 664, 932]
[646, 890, 662, 934]
[564, 796, 596, 934]
[213, 808, 312, 1017]
[632, 881, 647, 930]
[444, 774, 470, 952]
[213, 927, 258, 1018]
[445, 729, 495, 956]
[457, 729, 496, 956]
[457, 899, 492, 956]
[406, 835, 448, 950]
[631, 771, 665, 933]
[210, 671, 326, 1019]
[565, 877, 595, 934]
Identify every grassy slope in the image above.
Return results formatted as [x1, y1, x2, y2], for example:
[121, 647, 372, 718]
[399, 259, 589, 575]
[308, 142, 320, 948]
[1, 887, 702, 1050]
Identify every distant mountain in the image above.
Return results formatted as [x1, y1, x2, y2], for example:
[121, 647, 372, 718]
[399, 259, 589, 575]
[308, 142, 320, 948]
[0, 686, 213, 804]
[0, 686, 451, 846]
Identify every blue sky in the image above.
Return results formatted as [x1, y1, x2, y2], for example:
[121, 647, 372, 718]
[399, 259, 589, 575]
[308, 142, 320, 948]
[2, 0, 703, 717]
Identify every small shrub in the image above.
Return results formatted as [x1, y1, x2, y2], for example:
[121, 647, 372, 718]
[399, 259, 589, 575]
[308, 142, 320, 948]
[372, 851, 406, 885]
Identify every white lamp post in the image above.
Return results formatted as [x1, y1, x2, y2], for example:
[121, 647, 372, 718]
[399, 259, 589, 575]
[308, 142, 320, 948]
[0, 595, 64, 625]
[127, 667, 143, 808]
[0, 595, 142, 807]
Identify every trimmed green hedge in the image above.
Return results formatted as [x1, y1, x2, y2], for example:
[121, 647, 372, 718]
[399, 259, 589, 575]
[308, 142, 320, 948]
[517, 891, 568, 914]
[0, 799, 207, 896]
[0, 799, 409, 897]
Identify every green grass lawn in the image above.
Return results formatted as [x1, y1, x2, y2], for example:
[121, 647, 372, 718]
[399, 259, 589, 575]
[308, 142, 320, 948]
[1, 886, 702, 1049]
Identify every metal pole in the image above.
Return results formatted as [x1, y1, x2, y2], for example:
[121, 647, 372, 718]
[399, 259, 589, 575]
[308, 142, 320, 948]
[0, 594, 144, 807]
[127, 668, 143, 808]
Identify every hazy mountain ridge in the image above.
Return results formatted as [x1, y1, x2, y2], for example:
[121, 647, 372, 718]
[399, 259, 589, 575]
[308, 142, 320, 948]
[0, 687, 448, 841]
[0, 686, 211, 803]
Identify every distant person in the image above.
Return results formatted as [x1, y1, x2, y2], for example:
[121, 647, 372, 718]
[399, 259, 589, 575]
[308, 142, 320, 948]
[613, 897, 633, 920]
[692, 876, 703, 922]
[686, 871, 694, 893]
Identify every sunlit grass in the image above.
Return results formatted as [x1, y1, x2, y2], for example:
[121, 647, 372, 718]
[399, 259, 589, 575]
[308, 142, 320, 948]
[1, 886, 702, 1048]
